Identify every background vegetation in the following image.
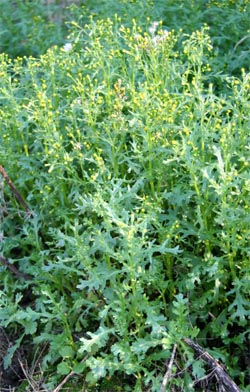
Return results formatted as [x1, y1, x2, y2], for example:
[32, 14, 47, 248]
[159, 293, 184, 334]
[0, 0, 249, 391]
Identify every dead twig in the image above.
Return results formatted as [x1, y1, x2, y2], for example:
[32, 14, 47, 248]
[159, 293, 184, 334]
[52, 371, 75, 392]
[52, 354, 89, 392]
[160, 343, 177, 392]
[183, 338, 241, 392]
[18, 360, 40, 391]
[0, 165, 33, 217]
[16, 343, 49, 392]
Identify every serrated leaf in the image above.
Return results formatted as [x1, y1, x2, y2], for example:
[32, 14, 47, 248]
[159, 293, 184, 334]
[86, 357, 108, 379]
[192, 359, 206, 379]
[145, 308, 167, 336]
[228, 291, 250, 321]
[228, 278, 250, 321]
[156, 240, 182, 255]
[3, 334, 24, 370]
[131, 338, 159, 355]
[79, 326, 114, 354]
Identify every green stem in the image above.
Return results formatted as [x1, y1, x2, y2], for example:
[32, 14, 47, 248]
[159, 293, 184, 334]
[164, 254, 175, 300]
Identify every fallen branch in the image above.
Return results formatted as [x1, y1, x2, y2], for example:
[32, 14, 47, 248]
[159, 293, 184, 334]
[183, 338, 241, 392]
[0, 255, 32, 280]
[160, 343, 177, 392]
[0, 165, 33, 217]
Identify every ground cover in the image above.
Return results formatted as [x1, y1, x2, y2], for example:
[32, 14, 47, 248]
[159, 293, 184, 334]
[0, 1, 249, 390]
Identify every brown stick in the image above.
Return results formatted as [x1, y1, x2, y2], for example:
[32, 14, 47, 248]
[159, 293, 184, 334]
[160, 343, 177, 392]
[52, 371, 75, 392]
[0, 165, 32, 216]
[0, 255, 32, 280]
[183, 338, 241, 392]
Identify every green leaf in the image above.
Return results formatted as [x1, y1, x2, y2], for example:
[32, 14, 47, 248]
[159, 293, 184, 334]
[145, 307, 167, 336]
[73, 362, 86, 374]
[4, 334, 24, 369]
[59, 345, 75, 358]
[79, 326, 114, 354]
[57, 361, 71, 375]
[227, 278, 250, 322]
[131, 337, 160, 356]
[228, 291, 250, 321]
[192, 359, 206, 380]
[86, 357, 108, 380]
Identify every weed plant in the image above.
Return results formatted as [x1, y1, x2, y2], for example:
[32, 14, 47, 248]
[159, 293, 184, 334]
[0, 0, 84, 58]
[0, 0, 250, 391]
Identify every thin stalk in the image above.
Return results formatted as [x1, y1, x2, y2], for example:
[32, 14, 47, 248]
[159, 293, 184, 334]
[164, 254, 175, 301]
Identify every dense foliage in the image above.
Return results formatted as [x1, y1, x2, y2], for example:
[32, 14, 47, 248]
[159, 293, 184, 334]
[0, 1, 249, 391]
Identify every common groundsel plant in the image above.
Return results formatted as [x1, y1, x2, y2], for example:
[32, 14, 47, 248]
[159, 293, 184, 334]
[0, 0, 85, 58]
[0, 7, 250, 392]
